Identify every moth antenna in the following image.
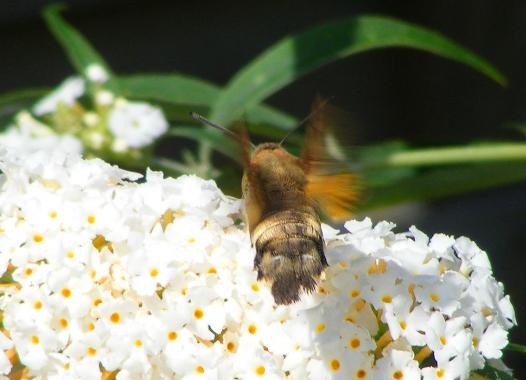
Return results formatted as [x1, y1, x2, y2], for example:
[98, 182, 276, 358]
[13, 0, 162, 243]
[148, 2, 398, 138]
[278, 96, 333, 147]
[190, 112, 256, 149]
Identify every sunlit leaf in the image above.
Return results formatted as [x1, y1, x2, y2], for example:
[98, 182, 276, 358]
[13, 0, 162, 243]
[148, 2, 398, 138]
[118, 74, 297, 132]
[210, 15, 507, 126]
[118, 74, 218, 107]
[165, 126, 240, 162]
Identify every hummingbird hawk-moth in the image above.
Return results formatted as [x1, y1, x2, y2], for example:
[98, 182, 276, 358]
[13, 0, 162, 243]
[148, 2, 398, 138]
[191, 98, 358, 304]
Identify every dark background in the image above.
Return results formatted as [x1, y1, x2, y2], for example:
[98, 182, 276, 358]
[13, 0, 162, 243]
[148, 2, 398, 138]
[1, 0, 525, 376]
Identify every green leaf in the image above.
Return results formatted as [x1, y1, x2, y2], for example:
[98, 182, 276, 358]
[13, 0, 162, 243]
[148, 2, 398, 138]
[246, 103, 296, 131]
[42, 4, 116, 88]
[117, 74, 297, 132]
[357, 141, 416, 186]
[165, 126, 240, 163]
[210, 15, 507, 126]
[0, 87, 50, 126]
[118, 74, 218, 107]
[472, 364, 516, 380]
[358, 162, 526, 211]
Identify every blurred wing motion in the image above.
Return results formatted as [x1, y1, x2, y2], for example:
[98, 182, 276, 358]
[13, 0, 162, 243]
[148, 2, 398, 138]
[302, 97, 359, 221]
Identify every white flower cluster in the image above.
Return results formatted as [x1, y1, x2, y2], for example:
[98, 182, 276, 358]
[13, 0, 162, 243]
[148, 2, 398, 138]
[2, 64, 168, 153]
[0, 150, 516, 380]
[0, 112, 83, 157]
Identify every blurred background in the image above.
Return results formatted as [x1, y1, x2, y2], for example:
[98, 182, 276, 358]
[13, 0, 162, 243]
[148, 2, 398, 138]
[1, 0, 525, 376]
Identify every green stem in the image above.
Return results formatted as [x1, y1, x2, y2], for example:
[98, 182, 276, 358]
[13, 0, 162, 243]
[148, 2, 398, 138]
[150, 157, 193, 176]
[198, 141, 213, 171]
[365, 143, 526, 168]
[506, 342, 526, 354]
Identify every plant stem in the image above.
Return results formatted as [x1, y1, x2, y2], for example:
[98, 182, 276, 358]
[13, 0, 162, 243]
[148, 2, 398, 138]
[151, 157, 193, 176]
[366, 143, 526, 168]
[506, 342, 526, 354]
[415, 346, 433, 363]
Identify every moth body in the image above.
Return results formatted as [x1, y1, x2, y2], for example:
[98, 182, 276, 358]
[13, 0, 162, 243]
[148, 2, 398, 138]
[191, 100, 358, 305]
[242, 143, 328, 304]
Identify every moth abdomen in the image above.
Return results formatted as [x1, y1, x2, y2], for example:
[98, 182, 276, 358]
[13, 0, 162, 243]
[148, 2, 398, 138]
[252, 208, 327, 305]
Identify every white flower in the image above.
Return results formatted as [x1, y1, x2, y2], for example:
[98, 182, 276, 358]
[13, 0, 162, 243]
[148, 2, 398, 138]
[85, 64, 109, 83]
[424, 313, 471, 363]
[108, 99, 168, 148]
[0, 150, 516, 379]
[95, 89, 114, 106]
[374, 349, 421, 380]
[33, 77, 85, 115]
[476, 320, 509, 359]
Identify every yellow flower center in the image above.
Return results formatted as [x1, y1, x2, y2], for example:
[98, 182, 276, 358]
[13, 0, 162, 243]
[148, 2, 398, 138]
[59, 318, 68, 329]
[356, 369, 367, 378]
[194, 308, 204, 319]
[349, 338, 361, 349]
[330, 359, 340, 371]
[255, 365, 266, 376]
[110, 312, 121, 324]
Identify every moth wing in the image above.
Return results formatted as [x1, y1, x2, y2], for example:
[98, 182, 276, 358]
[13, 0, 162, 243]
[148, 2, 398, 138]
[301, 97, 359, 221]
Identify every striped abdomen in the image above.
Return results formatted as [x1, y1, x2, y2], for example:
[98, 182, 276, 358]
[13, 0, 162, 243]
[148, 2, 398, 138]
[251, 207, 327, 305]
